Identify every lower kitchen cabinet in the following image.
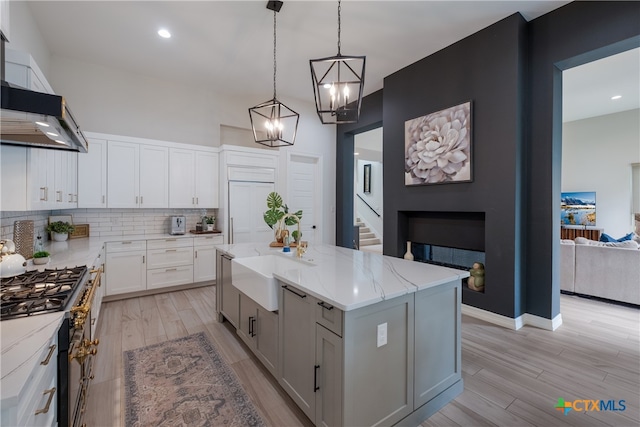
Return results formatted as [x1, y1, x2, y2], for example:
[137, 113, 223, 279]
[315, 323, 343, 427]
[216, 250, 240, 328]
[194, 235, 223, 282]
[146, 238, 193, 290]
[237, 293, 278, 376]
[105, 241, 147, 296]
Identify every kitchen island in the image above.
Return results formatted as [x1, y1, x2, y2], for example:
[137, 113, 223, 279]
[215, 243, 469, 427]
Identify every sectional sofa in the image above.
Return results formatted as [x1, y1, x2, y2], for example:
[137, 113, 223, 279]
[560, 238, 640, 306]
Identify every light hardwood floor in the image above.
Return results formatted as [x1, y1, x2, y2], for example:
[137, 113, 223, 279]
[84, 287, 639, 427]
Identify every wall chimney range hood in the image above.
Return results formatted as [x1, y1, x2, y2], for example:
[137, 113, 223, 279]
[0, 40, 88, 152]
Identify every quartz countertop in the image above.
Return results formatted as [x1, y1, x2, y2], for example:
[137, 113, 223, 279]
[215, 243, 469, 311]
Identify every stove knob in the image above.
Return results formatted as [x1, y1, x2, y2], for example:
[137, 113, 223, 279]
[91, 339, 99, 346]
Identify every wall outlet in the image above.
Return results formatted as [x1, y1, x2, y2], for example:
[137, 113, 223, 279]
[377, 322, 387, 347]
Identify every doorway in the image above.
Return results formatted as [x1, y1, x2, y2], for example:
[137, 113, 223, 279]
[354, 128, 383, 253]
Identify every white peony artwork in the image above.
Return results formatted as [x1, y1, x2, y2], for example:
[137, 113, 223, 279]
[404, 101, 472, 185]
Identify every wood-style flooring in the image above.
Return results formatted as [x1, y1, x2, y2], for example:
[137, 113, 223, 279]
[84, 287, 639, 427]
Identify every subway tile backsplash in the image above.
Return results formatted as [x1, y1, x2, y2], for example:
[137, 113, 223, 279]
[1, 208, 217, 242]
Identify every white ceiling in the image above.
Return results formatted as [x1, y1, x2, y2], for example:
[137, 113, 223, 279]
[24, 1, 637, 122]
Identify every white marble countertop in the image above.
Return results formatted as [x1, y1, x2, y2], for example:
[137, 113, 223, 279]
[216, 243, 469, 311]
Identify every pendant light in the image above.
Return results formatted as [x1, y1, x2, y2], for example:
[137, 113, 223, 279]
[249, 1, 299, 148]
[310, 0, 365, 124]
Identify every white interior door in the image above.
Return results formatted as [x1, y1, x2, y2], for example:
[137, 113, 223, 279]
[288, 154, 322, 245]
[229, 181, 274, 244]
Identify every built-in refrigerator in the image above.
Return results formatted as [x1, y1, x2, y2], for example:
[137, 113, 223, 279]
[228, 166, 276, 244]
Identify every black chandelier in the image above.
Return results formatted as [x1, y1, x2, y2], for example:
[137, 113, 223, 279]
[249, 1, 299, 147]
[310, 0, 365, 124]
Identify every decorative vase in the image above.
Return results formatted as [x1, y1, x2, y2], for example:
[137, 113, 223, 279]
[206, 224, 214, 231]
[403, 241, 414, 260]
[52, 232, 68, 242]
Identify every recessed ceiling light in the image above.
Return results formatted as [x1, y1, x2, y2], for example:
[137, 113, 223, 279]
[611, 95, 622, 100]
[46, 132, 59, 137]
[35, 121, 49, 127]
[55, 140, 66, 144]
[158, 29, 171, 39]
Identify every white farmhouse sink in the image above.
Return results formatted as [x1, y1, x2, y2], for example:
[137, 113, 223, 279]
[232, 255, 311, 311]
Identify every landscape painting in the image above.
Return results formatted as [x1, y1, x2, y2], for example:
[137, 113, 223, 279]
[561, 191, 596, 226]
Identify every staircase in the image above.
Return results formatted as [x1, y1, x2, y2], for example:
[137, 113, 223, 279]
[356, 218, 381, 247]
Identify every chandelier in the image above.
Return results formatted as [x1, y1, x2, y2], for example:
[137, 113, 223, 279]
[309, 0, 366, 124]
[249, 1, 299, 147]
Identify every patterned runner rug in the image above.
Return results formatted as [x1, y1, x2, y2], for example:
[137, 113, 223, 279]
[124, 332, 265, 427]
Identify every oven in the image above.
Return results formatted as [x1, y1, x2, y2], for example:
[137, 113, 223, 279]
[60, 266, 102, 427]
[1, 264, 101, 427]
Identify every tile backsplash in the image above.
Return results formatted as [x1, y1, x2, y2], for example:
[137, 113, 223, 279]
[1, 208, 218, 242]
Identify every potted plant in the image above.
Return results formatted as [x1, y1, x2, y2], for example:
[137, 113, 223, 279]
[46, 221, 75, 242]
[263, 192, 302, 244]
[204, 216, 216, 231]
[32, 251, 50, 265]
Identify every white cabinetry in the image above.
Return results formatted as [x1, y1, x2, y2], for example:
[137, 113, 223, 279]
[105, 240, 147, 296]
[107, 141, 168, 208]
[78, 138, 107, 208]
[146, 238, 193, 290]
[0, 331, 58, 426]
[169, 148, 218, 208]
[27, 148, 55, 210]
[4, 48, 54, 94]
[193, 235, 223, 282]
[0, 145, 27, 211]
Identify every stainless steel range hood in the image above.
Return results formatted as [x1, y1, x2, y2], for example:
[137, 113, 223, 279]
[0, 40, 88, 152]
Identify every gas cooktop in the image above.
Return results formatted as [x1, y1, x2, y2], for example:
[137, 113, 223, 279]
[0, 266, 88, 320]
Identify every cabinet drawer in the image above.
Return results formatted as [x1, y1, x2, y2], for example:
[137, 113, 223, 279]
[194, 235, 223, 246]
[147, 247, 193, 269]
[147, 237, 193, 250]
[147, 265, 194, 289]
[18, 336, 58, 424]
[106, 240, 146, 253]
[316, 300, 344, 337]
[21, 370, 57, 427]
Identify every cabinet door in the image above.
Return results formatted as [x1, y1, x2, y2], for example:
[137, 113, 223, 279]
[78, 138, 107, 208]
[168, 148, 195, 208]
[229, 181, 274, 244]
[66, 152, 78, 207]
[238, 293, 258, 344]
[107, 141, 140, 208]
[1, 145, 27, 211]
[139, 144, 168, 208]
[279, 284, 316, 421]
[194, 151, 218, 208]
[316, 324, 343, 427]
[105, 250, 146, 295]
[219, 255, 240, 328]
[27, 148, 55, 210]
[53, 151, 66, 206]
[194, 244, 216, 282]
[256, 305, 279, 376]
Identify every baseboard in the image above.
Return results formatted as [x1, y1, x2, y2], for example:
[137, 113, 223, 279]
[462, 304, 563, 331]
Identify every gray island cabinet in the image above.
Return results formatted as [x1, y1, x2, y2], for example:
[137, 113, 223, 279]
[215, 244, 468, 427]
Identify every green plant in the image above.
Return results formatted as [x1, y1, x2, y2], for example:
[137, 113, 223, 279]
[33, 251, 50, 258]
[46, 221, 75, 234]
[204, 216, 216, 224]
[292, 229, 301, 243]
[263, 192, 302, 229]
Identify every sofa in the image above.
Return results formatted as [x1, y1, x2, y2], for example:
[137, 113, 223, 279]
[560, 238, 640, 306]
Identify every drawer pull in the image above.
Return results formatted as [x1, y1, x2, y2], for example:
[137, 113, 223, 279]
[317, 301, 334, 311]
[35, 387, 56, 415]
[166, 268, 177, 272]
[166, 238, 177, 242]
[314, 365, 320, 392]
[122, 241, 132, 244]
[282, 285, 306, 299]
[165, 249, 177, 252]
[40, 344, 56, 365]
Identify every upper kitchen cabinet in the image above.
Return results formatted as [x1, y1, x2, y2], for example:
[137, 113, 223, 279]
[4, 48, 55, 94]
[107, 141, 168, 208]
[26, 148, 77, 210]
[0, 0, 10, 41]
[78, 138, 107, 208]
[0, 146, 26, 211]
[169, 148, 219, 208]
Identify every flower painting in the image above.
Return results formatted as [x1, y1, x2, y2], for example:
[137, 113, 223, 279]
[405, 101, 472, 185]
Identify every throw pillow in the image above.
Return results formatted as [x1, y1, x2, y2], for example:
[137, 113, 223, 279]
[600, 232, 634, 242]
[575, 237, 591, 245]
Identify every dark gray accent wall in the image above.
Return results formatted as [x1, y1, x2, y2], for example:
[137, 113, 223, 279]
[337, 2, 640, 321]
[527, 1, 640, 319]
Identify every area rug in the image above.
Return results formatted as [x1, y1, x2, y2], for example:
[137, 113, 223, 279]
[124, 332, 265, 427]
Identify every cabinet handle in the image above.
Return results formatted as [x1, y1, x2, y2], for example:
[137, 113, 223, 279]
[248, 316, 255, 336]
[140, 196, 143, 204]
[142, 255, 145, 264]
[282, 285, 306, 299]
[135, 196, 138, 204]
[102, 195, 105, 204]
[196, 197, 199, 205]
[314, 365, 320, 392]
[318, 301, 334, 311]
[166, 268, 177, 272]
[68, 193, 73, 202]
[40, 187, 46, 201]
[122, 241, 132, 244]
[230, 217, 234, 244]
[45, 187, 49, 201]
[40, 344, 57, 365]
[195, 250, 198, 259]
[165, 249, 177, 252]
[166, 238, 177, 242]
[57, 190, 62, 202]
[192, 197, 195, 205]
[35, 387, 56, 415]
